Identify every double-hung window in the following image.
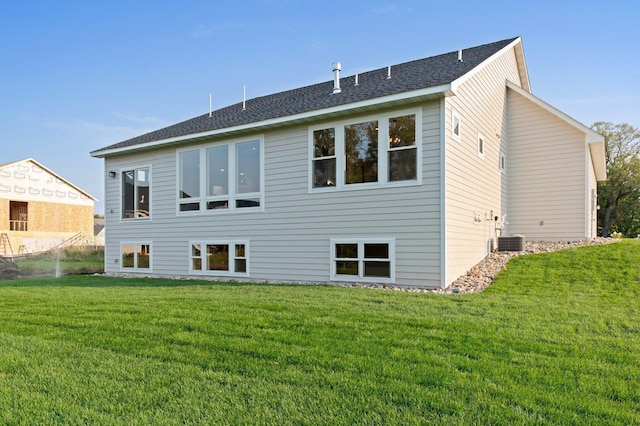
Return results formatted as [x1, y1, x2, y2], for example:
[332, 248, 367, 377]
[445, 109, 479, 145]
[178, 138, 263, 213]
[122, 167, 151, 219]
[388, 114, 417, 182]
[310, 110, 420, 190]
[312, 128, 336, 187]
[190, 241, 248, 276]
[331, 238, 395, 283]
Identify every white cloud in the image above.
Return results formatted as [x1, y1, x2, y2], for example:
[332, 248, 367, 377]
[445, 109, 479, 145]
[111, 112, 165, 125]
[371, 4, 399, 14]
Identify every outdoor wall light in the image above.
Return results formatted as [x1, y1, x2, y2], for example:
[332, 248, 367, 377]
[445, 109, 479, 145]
[108, 171, 117, 178]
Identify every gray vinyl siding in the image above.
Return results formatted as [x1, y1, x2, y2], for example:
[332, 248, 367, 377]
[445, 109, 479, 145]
[507, 88, 588, 240]
[443, 46, 522, 285]
[103, 102, 442, 287]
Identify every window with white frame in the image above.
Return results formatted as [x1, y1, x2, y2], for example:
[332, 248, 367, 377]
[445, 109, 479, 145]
[178, 138, 263, 213]
[388, 114, 417, 182]
[189, 241, 248, 276]
[499, 151, 506, 172]
[477, 132, 485, 159]
[121, 242, 151, 271]
[330, 238, 395, 283]
[451, 110, 461, 141]
[122, 167, 150, 219]
[312, 128, 336, 188]
[310, 110, 420, 190]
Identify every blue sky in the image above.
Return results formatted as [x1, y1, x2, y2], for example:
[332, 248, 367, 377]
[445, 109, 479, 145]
[1, 1, 638, 214]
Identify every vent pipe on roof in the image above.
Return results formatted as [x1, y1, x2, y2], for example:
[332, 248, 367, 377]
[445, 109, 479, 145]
[332, 62, 342, 94]
[458, 49, 463, 63]
[242, 85, 246, 111]
[354, 73, 359, 86]
[387, 65, 391, 79]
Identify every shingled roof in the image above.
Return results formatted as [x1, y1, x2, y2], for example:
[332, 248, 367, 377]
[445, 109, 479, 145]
[92, 37, 519, 156]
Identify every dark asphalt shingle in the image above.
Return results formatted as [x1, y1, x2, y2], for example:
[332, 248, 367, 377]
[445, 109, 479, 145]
[93, 37, 517, 154]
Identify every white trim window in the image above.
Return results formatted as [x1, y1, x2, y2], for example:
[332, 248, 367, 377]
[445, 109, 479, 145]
[310, 110, 421, 191]
[499, 151, 506, 172]
[121, 167, 151, 219]
[189, 240, 249, 277]
[330, 238, 395, 283]
[120, 242, 152, 271]
[177, 138, 263, 214]
[451, 110, 461, 141]
[477, 132, 485, 159]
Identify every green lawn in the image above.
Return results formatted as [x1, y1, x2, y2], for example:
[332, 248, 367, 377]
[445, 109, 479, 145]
[0, 241, 638, 425]
[13, 247, 104, 276]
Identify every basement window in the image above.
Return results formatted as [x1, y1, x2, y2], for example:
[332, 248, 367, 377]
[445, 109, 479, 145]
[330, 238, 395, 283]
[9, 201, 28, 231]
[189, 241, 249, 276]
[121, 242, 151, 271]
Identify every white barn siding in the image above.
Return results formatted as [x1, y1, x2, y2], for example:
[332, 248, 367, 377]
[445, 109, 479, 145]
[103, 102, 443, 287]
[507, 88, 588, 240]
[443, 46, 522, 286]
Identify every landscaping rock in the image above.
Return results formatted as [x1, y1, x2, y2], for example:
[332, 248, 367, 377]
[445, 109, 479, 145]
[435, 237, 618, 294]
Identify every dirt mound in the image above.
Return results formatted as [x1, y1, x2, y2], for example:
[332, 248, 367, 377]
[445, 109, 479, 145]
[0, 256, 20, 280]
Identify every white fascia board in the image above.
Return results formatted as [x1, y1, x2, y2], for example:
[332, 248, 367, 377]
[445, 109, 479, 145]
[513, 40, 531, 92]
[90, 83, 452, 158]
[506, 81, 607, 181]
[451, 37, 525, 93]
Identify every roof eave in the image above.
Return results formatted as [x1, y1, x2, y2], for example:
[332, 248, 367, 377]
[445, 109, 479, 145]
[91, 83, 452, 158]
[451, 37, 528, 92]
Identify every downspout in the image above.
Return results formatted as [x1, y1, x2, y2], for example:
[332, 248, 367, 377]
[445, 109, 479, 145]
[439, 97, 447, 288]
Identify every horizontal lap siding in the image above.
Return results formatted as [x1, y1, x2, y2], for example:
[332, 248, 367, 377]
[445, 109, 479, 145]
[103, 102, 442, 287]
[507, 89, 586, 240]
[444, 47, 522, 285]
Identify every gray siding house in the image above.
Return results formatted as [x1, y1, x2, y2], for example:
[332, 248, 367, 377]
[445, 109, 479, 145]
[91, 37, 606, 288]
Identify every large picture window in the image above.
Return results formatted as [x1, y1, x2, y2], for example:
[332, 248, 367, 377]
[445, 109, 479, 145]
[345, 120, 378, 184]
[330, 238, 395, 283]
[122, 167, 150, 219]
[178, 138, 263, 213]
[190, 241, 248, 276]
[309, 110, 420, 191]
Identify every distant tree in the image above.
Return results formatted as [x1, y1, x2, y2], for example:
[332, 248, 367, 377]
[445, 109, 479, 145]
[593, 122, 640, 237]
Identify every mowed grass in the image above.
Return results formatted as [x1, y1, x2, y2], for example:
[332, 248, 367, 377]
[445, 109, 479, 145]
[0, 241, 638, 425]
[14, 247, 104, 276]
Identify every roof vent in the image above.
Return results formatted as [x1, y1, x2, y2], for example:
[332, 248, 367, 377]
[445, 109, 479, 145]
[332, 62, 342, 94]
[458, 49, 463, 63]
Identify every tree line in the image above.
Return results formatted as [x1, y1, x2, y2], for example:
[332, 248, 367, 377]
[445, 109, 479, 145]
[593, 122, 640, 237]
